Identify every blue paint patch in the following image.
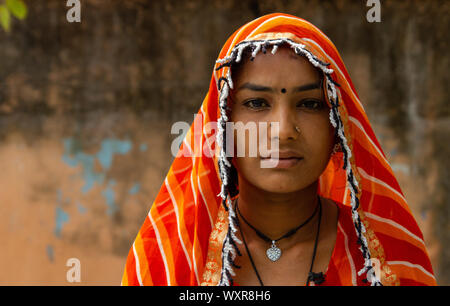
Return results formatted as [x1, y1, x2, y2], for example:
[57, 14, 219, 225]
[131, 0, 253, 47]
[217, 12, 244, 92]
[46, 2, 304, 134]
[54, 206, 69, 238]
[57, 189, 63, 204]
[46, 245, 54, 262]
[62, 138, 105, 194]
[390, 148, 398, 157]
[140, 143, 148, 152]
[57, 189, 71, 206]
[421, 209, 428, 220]
[77, 202, 87, 214]
[102, 180, 117, 215]
[79, 154, 104, 194]
[128, 183, 141, 195]
[61, 137, 134, 217]
[62, 138, 81, 167]
[96, 139, 132, 170]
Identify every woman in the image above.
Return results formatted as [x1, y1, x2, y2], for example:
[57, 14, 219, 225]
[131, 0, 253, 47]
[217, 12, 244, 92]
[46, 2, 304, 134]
[121, 13, 436, 286]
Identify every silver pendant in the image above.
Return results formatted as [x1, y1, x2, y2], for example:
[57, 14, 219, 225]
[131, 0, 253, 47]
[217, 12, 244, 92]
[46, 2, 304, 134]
[266, 240, 282, 262]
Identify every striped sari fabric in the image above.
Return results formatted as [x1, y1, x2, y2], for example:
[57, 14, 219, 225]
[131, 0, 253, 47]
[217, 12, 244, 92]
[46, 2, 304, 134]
[121, 13, 436, 286]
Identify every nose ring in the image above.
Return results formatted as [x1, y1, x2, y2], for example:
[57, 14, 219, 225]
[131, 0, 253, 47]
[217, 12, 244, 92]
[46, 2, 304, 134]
[269, 123, 300, 133]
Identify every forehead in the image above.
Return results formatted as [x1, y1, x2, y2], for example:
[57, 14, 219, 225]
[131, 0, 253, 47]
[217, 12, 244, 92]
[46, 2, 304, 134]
[231, 45, 320, 86]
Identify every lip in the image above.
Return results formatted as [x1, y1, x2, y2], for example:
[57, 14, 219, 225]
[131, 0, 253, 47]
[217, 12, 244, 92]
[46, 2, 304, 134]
[260, 150, 303, 169]
[260, 157, 303, 169]
[260, 150, 303, 159]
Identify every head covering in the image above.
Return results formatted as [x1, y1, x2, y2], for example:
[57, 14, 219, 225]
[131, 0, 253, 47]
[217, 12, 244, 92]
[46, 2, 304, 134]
[121, 13, 436, 286]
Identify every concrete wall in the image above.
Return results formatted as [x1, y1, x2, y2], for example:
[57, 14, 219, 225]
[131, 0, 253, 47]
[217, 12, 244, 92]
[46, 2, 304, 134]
[0, 0, 448, 285]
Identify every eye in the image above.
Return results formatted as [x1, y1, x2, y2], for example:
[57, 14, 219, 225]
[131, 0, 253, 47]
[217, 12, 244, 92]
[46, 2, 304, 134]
[297, 99, 325, 110]
[243, 98, 270, 110]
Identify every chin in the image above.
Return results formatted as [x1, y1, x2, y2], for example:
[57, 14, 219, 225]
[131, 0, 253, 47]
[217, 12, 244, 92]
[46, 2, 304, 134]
[257, 178, 308, 194]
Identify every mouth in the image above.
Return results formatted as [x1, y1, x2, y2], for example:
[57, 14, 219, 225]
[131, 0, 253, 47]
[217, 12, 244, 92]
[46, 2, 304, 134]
[260, 151, 303, 169]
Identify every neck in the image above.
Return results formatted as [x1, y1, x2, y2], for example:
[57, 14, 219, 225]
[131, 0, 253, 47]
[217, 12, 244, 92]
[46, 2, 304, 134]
[236, 175, 320, 243]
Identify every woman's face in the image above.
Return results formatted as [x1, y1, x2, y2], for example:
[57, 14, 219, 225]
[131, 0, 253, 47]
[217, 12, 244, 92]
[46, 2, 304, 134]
[230, 45, 334, 194]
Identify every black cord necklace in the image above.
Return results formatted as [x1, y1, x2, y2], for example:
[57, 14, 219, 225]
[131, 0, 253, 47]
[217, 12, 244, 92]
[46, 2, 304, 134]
[236, 197, 319, 262]
[235, 197, 325, 286]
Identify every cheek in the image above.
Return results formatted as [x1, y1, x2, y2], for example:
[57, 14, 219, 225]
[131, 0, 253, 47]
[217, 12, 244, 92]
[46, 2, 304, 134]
[233, 156, 262, 189]
[301, 115, 334, 159]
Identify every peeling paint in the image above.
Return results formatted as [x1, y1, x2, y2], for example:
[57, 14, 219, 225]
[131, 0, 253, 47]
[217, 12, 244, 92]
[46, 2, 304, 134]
[76, 202, 86, 214]
[96, 139, 132, 170]
[421, 209, 428, 220]
[128, 182, 140, 195]
[62, 138, 105, 194]
[46, 245, 54, 263]
[102, 180, 117, 215]
[140, 143, 148, 152]
[61, 137, 138, 217]
[54, 206, 69, 238]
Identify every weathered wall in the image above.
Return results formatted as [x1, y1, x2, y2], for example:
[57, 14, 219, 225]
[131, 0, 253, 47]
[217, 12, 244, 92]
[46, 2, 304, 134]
[0, 0, 448, 285]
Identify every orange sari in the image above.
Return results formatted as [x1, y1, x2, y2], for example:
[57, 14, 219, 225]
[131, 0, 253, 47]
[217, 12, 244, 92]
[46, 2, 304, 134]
[121, 13, 436, 286]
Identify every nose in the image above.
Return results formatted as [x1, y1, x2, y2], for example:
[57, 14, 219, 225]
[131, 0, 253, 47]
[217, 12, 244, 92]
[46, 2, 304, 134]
[270, 103, 298, 141]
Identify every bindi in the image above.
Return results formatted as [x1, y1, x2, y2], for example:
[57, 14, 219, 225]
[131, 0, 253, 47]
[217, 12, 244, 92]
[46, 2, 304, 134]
[281, 88, 287, 94]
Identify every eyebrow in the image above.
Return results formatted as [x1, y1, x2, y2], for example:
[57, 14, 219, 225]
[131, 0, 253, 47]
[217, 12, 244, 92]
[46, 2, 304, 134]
[237, 81, 322, 93]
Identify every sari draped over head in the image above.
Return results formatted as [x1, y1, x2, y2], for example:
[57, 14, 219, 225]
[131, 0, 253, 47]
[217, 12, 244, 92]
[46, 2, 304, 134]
[121, 13, 436, 286]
